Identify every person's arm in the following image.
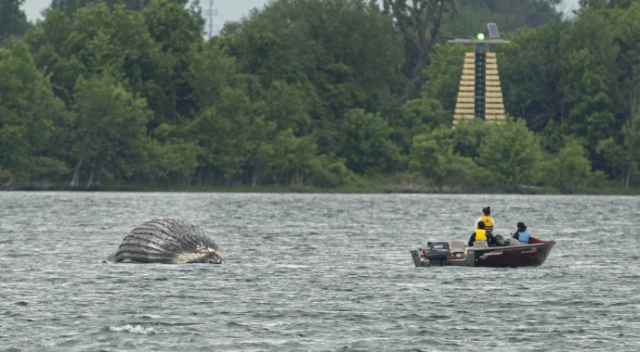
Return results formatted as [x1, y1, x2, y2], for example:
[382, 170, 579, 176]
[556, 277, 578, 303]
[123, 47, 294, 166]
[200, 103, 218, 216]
[512, 231, 520, 240]
[468, 233, 476, 246]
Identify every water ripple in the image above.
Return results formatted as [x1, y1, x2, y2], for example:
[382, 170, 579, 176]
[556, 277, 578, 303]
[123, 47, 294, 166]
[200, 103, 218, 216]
[1, 192, 639, 351]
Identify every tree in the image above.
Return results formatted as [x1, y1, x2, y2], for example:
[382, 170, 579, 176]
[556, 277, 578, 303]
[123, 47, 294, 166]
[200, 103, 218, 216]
[390, 97, 450, 153]
[141, 0, 204, 121]
[382, 0, 455, 90]
[421, 43, 469, 113]
[451, 118, 490, 160]
[223, 0, 405, 114]
[69, 75, 155, 188]
[561, 49, 617, 158]
[186, 86, 253, 183]
[29, 1, 203, 127]
[337, 108, 402, 175]
[622, 114, 640, 187]
[142, 123, 198, 186]
[498, 24, 566, 131]
[610, 3, 640, 118]
[188, 38, 239, 113]
[410, 127, 490, 189]
[477, 119, 543, 191]
[49, 0, 190, 18]
[560, 9, 622, 148]
[0, 0, 30, 44]
[579, 0, 633, 9]
[601, 114, 640, 188]
[244, 128, 318, 186]
[545, 138, 592, 193]
[0, 43, 66, 185]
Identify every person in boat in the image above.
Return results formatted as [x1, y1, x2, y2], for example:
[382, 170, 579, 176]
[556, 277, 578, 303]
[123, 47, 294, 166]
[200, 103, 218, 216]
[475, 206, 495, 235]
[512, 222, 530, 244]
[468, 221, 497, 247]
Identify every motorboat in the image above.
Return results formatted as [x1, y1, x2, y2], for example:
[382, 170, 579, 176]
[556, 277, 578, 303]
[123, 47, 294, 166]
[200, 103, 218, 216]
[410, 236, 555, 268]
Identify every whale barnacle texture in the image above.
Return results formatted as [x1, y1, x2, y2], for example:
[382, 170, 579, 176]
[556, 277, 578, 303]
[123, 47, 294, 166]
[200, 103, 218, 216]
[104, 219, 223, 264]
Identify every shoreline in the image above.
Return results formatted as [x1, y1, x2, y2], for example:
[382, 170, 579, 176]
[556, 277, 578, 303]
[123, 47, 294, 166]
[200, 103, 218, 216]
[2, 183, 640, 195]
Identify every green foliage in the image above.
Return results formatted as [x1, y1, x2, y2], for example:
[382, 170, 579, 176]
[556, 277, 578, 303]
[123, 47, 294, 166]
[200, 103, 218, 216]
[540, 120, 564, 153]
[28, 1, 203, 126]
[49, 0, 189, 18]
[337, 109, 402, 175]
[409, 126, 490, 188]
[421, 43, 469, 113]
[382, 0, 455, 90]
[141, 0, 204, 120]
[188, 39, 239, 112]
[145, 123, 198, 185]
[560, 48, 617, 170]
[601, 114, 640, 188]
[257, 81, 312, 134]
[308, 155, 357, 188]
[391, 97, 450, 152]
[186, 86, 252, 182]
[0, 43, 66, 183]
[610, 3, 640, 118]
[544, 138, 592, 193]
[579, 0, 633, 9]
[451, 118, 490, 159]
[477, 119, 543, 191]
[498, 24, 566, 130]
[597, 137, 631, 184]
[0, 0, 30, 45]
[69, 74, 155, 187]
[4, 0, 640, 192]
[223, 0, 404, 113]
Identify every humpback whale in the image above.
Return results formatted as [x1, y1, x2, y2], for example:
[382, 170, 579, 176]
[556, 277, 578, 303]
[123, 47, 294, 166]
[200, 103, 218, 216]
[104, 219, 223, 264]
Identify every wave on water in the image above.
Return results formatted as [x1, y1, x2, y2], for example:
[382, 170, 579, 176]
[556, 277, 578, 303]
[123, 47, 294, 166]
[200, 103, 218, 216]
[109, 325, 156, 335]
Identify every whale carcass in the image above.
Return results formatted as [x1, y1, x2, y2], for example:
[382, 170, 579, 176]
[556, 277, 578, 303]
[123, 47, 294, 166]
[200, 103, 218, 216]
[104, 219, 224, 264]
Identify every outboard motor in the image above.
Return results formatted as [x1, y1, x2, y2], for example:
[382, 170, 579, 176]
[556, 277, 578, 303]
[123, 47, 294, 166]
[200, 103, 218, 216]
[426, 242, 450, 266]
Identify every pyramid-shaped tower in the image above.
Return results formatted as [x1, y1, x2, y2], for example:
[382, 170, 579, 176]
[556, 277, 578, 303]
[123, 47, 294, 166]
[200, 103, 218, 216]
[453, 52, 505, 125]
[449, 24, 509, 127]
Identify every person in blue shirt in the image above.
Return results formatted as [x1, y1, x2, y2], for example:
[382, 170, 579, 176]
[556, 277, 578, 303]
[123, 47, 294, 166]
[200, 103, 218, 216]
[512, 222, 530, 244]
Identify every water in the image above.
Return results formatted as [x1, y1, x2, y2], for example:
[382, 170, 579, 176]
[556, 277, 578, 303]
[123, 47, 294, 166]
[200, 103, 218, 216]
[1, 192, 639, 351]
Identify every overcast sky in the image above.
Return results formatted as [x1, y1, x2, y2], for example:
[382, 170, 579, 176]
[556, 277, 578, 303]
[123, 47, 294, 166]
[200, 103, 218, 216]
[22, 0, 582, 30]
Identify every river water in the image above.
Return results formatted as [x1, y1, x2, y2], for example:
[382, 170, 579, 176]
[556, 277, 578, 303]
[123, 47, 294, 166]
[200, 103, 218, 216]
[1, 192, 639, 351]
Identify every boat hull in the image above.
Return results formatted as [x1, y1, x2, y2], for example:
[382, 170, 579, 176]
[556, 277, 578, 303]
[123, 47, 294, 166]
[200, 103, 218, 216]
[410, 239, 555, 268]
[470, 242, 554, 268]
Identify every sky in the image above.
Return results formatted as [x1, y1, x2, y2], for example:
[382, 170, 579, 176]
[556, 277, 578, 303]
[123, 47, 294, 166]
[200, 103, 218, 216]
[22, 0, 583, 30]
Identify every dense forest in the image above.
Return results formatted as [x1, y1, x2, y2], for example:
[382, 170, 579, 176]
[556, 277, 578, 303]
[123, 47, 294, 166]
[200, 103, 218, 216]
[1, 0, 640, 193]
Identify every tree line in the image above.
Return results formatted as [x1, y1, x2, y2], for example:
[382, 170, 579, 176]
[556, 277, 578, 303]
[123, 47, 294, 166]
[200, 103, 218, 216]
[0, 0, 639, 192]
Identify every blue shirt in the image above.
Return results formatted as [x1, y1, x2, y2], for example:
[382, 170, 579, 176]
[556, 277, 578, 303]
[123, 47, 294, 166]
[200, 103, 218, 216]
[514, 229, 530, 244]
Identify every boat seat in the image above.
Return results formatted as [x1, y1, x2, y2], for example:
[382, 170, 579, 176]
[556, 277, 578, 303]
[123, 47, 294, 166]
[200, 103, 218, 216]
[473, 241, 489, 249]
[450, 241, 466, 253]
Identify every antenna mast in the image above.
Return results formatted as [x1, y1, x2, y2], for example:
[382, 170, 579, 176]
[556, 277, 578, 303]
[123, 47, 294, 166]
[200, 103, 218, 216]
[207, 0, 217, 40]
